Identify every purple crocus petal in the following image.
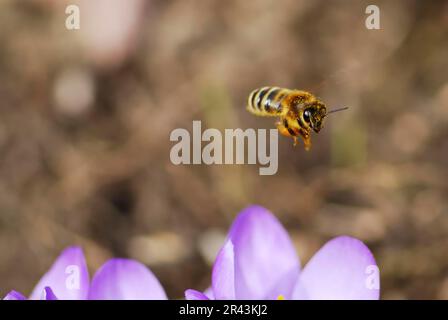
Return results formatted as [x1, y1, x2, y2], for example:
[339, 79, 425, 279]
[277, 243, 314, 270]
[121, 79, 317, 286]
[88, 258, 167, 300]
[212, 240, 236, 300]
[3, 290, 26, 300]
[293, 236, 380, 300]
[228, 206, 300, 299]
[204, 287, 214, 300]
[30, 246, 89, 300]
[42, 287, 58, 300]
[185, 289, 210, 300]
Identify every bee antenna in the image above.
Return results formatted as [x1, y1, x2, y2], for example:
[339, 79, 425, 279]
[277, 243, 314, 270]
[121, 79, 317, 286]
[326, 106, 349, 115]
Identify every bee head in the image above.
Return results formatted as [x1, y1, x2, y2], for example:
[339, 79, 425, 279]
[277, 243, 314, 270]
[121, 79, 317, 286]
[302, 102, 327, 133]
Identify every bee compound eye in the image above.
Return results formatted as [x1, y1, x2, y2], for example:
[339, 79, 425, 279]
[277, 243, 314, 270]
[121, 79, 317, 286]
[303, 110, 311, 123]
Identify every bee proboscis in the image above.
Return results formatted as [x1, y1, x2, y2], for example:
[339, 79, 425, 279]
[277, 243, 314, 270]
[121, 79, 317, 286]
[246, 86, 348, 150]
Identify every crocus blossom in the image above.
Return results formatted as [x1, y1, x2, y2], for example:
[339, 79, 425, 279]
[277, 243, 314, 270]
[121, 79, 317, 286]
[3, 246, 167, 300]
[3, 290, 27, 300]
[185, 205, 380, 300]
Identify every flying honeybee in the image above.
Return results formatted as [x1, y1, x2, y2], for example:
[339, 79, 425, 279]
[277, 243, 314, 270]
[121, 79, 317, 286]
[247, 86, 348, 150]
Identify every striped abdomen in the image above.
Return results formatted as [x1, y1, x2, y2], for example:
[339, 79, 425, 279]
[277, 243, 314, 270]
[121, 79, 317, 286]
[247, 87, 290, 116]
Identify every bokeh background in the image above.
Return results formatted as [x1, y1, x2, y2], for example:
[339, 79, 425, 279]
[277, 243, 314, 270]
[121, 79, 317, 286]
[0, 0, 447, 299]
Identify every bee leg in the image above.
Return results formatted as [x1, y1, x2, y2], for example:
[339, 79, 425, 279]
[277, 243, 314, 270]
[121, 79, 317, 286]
[276, 121, 304, 147]
[293, 136, 299, 146]
[276, 121, 300, 146]
[276, 121, 294, 138]
[303, 137, 311, 151]
[297, 129, 311, 151]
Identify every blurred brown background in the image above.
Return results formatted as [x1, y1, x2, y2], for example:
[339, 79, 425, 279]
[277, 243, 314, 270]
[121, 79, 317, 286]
[0, 0, 447, 299]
